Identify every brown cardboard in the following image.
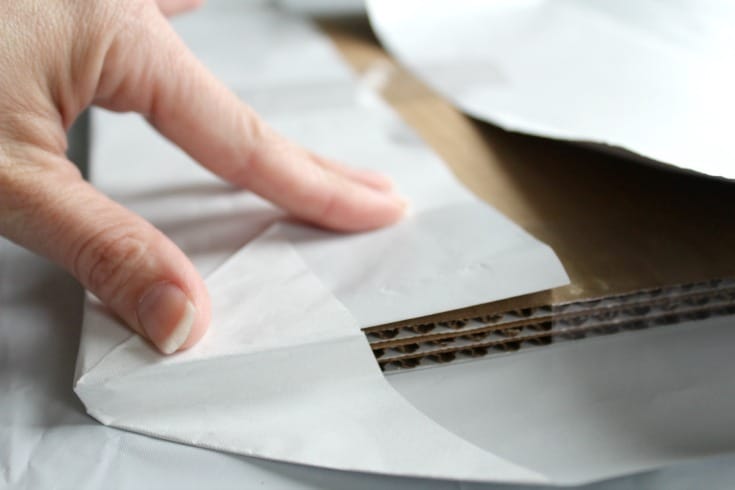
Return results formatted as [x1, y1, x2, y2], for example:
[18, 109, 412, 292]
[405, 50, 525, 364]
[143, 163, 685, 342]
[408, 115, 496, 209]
[319, 18, 735, 369]
[373, 280, 735, 371]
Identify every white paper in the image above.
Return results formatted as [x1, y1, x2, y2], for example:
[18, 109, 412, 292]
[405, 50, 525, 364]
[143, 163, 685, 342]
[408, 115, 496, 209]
[390, 317, 735, 484]
[74, 0, 567, 485]
[367, 0, 735, 180]
[7, 238, 735, 489]
[266, 97, 567, 326]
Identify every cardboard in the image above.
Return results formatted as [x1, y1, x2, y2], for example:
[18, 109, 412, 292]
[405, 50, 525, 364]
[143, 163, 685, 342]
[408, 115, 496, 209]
[70, 5, 735, 484]
[320, 17, 735, 370]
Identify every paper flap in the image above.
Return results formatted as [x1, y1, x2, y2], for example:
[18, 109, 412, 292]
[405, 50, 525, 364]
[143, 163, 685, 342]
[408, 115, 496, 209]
[75, 225, 547, 484]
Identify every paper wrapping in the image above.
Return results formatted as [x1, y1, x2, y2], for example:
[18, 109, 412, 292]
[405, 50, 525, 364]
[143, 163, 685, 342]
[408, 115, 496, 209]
[74, 2, 567, 485]
[367, 0, 735, 180]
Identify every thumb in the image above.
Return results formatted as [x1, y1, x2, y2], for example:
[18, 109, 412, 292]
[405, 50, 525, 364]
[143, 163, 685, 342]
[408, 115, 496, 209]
[0, 144, 210, 354]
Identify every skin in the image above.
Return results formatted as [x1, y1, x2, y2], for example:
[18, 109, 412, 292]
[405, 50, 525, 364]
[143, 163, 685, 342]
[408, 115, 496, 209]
[0, 0, 405, 353]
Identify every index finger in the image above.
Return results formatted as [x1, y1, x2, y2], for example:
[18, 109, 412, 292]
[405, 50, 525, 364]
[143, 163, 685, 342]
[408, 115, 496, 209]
[98, 5, 406, 232]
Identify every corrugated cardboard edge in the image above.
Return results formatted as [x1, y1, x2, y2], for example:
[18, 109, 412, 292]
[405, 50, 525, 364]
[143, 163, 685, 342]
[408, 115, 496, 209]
[318, 18, 735, 371]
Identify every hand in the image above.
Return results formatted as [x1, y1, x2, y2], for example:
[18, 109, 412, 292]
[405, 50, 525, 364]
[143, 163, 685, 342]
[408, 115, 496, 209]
[0, 0, 405, 354]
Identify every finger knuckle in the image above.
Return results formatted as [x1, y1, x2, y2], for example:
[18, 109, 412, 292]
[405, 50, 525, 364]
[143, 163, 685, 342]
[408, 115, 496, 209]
[0, 148, 82, 228]
[74, 227, 150, 298]
[217, 110, 268, 186]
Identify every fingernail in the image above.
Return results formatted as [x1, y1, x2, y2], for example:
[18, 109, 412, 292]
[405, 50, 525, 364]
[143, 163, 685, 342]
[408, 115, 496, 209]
[137, 282, 196, 354]
[400, 195, 409, 208]
[391, 192, 410, 211]
[355, 169, 395, 192]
